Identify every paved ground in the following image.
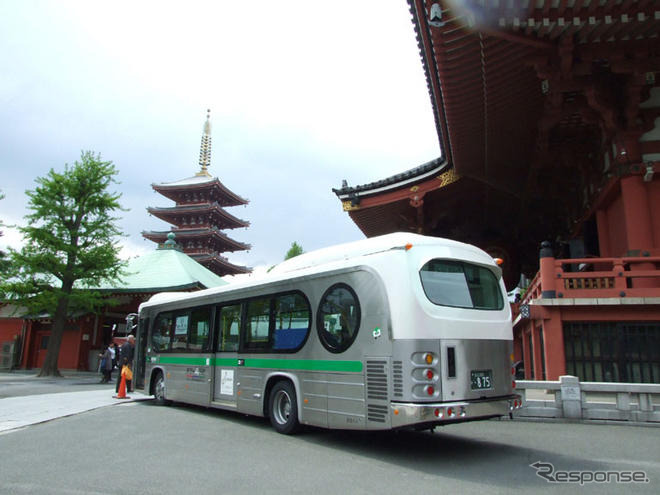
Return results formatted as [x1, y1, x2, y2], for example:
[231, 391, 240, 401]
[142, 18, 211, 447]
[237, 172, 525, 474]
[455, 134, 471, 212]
[1, 397, 658, 494]
[0, 370, 149, 434]
[1, 370, 658, 494]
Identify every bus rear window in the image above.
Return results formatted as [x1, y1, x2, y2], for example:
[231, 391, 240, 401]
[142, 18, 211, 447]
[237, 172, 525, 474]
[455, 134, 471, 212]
[419, 259, 503, 310]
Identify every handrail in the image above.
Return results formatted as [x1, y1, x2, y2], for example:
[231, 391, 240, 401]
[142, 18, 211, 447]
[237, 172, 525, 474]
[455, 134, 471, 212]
[518, 255, 660, 305]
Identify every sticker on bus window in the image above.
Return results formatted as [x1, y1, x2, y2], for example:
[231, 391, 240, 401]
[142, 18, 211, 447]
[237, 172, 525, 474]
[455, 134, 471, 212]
[175, 315, 189, 335]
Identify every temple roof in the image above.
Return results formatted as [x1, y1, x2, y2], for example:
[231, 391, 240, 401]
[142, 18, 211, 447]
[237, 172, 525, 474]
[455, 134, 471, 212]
[337, 0, 660, 199]
[409, 0, 660, 185]
[94, 243, 227, 292]
[333, 157, 448, 198]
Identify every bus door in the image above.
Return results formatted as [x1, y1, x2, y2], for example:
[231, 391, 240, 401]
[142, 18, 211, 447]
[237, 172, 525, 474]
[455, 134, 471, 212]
[212, 304, 241, 407]
[171, 308, 214, 406]
[134, 315, 148, 390]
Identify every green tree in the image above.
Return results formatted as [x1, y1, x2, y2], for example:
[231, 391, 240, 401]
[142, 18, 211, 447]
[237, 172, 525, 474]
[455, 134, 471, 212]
[0, 152, 126, 377]
[284, 242, 304, 260]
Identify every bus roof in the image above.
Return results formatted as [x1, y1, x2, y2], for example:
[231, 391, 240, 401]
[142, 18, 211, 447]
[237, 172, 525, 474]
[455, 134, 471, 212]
[269, 232, 486, 275]
[139, 233, 492, 311]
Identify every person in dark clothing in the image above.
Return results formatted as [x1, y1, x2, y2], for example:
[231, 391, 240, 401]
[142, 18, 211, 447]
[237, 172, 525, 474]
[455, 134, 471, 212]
[115, 335, 135, 393]
[99, 345, 113, 383]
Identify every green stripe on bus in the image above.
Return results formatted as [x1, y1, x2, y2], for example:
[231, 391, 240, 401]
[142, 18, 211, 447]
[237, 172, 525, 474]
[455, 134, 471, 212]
[215, 358, 239, 366]
[155, 356, 362, 373]
[158, 356, 209, 366]
[243, 358, 362, 373]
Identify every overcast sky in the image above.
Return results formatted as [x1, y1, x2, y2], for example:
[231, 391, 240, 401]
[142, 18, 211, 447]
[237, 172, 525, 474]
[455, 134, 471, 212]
[0, 0, 439, 273]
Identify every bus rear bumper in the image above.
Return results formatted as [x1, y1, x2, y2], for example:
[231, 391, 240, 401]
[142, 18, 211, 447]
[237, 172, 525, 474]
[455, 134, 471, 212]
[390, 395, 522, 428]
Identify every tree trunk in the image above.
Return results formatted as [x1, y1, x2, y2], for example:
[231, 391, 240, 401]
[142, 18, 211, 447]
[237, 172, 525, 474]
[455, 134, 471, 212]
[37, 294, 70, 377]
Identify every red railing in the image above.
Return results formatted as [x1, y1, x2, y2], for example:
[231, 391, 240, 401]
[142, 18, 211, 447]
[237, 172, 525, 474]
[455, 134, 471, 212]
[519, 256, 660, 306]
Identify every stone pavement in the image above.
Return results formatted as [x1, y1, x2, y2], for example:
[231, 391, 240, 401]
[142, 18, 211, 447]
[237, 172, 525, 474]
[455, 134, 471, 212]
[0, 371, 150, 434]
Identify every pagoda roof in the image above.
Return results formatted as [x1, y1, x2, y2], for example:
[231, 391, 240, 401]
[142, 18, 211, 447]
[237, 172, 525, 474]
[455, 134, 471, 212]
[142, 229, 251, 252]
[147, 203, 250, 229]
[190, 253, 252, 276]
[152, 174, 248, 206]
[93, 245, 227, 293]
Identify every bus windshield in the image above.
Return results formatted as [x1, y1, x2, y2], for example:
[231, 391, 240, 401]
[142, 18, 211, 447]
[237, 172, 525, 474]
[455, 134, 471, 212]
[419, 259, 503, 310]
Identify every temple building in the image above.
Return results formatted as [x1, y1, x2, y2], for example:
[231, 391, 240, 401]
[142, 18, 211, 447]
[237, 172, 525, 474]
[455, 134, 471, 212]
[334, 1, 660, 382]
[143, 111, 251, 277]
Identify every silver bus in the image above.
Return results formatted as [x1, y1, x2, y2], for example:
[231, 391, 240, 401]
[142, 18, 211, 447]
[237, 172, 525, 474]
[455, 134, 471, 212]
[133, 233, 522, 434]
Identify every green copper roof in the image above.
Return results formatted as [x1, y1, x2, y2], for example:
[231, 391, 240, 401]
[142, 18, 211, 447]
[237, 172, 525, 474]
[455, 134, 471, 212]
[96, 244, 228, 292]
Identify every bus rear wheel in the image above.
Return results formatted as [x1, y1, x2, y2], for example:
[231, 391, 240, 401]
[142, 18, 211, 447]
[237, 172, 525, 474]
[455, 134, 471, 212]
[153, 372, 169, 406]
[269, 381, 300, 434]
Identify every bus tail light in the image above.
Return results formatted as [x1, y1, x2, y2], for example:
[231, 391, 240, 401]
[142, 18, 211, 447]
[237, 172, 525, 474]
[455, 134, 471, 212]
[446, 407, 454, 417]
[434, 408, 443, 418]
[425, 385, 435, 396]
[425, 369, 434, 380]
[423, 353, 434, 365]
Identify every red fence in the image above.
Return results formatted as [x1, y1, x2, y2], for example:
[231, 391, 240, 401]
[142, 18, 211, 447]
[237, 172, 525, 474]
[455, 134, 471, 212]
[520, 256, 660, 305]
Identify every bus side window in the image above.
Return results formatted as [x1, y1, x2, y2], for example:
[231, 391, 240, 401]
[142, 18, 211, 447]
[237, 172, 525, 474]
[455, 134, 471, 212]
[273, 292, 310, 351]
[152, 313, 173, 353]
[217, 304, 241, 352]
[317, 283, 361, 353]
[245, 297, 272, 351]
[189, 308, 211, 352]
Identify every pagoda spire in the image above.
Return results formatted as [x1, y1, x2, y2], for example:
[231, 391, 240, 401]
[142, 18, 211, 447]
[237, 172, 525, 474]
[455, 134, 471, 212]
[197, 109, 212, 176]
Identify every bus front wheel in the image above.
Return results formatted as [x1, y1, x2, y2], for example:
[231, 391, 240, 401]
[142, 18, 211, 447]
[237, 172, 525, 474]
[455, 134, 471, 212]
[269, 381, 300, 434]
[153, 372, 169, 406]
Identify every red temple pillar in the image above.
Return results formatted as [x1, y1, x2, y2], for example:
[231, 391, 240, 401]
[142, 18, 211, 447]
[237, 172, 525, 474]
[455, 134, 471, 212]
[542, 312, 566, 381]
[522, 331, 528, 379]
[533, 325, 545, 381]
[513, 329, 523, 365]
[621, 174, 656, 288]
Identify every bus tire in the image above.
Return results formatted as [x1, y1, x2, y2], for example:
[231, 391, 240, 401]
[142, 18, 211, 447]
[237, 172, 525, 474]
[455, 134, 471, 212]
[153, 371, 169, 406]
[269, 381, 300, 435]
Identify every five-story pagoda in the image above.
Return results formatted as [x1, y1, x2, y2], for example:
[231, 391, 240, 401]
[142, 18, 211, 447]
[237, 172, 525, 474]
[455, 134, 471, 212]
[143, 110, 251, 277]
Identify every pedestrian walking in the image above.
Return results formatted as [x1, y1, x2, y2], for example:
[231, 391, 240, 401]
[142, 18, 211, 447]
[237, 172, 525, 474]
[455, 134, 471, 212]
[98, 345, 113, 383]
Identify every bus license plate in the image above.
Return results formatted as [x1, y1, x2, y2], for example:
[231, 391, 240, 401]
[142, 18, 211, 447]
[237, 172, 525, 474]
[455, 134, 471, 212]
[471, 370, 493, 390]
